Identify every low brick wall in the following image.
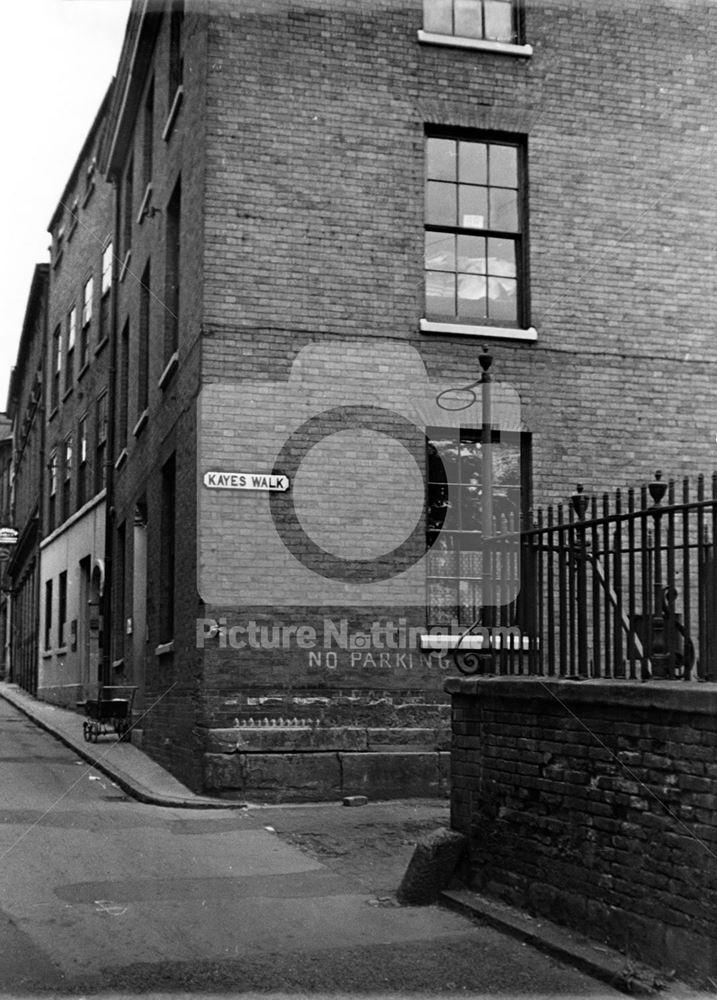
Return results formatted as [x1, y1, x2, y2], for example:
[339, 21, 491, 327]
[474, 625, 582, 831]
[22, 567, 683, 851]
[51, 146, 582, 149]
[447, 677, 717, 984]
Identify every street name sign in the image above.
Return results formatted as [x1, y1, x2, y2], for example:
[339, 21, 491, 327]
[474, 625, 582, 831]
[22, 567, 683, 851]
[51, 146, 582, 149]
[203, 471, 290, 492]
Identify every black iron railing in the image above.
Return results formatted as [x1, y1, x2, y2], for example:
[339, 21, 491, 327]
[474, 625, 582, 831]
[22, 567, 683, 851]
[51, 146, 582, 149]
[453, 472, 717, 681]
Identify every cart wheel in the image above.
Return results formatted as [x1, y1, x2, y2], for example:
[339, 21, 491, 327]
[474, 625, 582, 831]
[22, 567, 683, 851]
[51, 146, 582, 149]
[83, 721, 91, 742]
[91, 724, 99, 743]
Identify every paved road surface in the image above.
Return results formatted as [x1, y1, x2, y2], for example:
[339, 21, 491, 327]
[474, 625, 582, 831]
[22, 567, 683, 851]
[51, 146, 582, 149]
[0, 698, 621, 998]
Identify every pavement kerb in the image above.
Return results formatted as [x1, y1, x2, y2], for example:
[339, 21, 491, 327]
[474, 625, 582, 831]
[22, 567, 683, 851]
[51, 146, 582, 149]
[441, 888, 707, 999]
[0, 684, 245, 810]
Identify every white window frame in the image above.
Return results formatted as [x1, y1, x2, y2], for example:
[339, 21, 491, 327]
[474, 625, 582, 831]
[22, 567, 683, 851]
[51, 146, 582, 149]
[82, 276, 94, 327]
[102, 242, 113, 295]
[418, 0, 532, 56]
[423, 131, 535, 340]
[68, 306, 77, 350]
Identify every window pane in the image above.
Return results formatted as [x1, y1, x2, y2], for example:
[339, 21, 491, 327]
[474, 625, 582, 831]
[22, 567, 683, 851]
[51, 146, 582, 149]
[428, 582, 458, 625]
[460, 439, 483, 482]
[484, 0, 514, 41]
[487, 276, 517, 321]
[426, 271, 455, 316]
[426, 181, 457, 226]
[428, 440, 448, 483]
[489, 187, 518, 231]
[458, 141, 487, 185]
[102, 243, 113, 294]
[423, 0, 453, 33]
[458, 185, 488, 228]
[427, 446, 445, 486]
[427, 484, 449, 531]
[457, 234, 486, 274]
[425, 231, 455, 272]
[487, 237, 516, 277]
[457, 273, 487, 318]
[459, 579, 483, 621]
[454, 0, 482, 38]
[428, 537, 459, 577]
[431, 435, 460, 483]
[426, 138, 456, 181]
[489, 144, 518, 188]
[493, 445, 521, 486]
[459, 549, 483, 578]
[461, 485, 483, 530]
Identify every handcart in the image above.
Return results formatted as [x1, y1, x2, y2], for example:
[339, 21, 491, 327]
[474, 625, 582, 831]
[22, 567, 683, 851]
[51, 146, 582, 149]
[78, 685, 137, 743]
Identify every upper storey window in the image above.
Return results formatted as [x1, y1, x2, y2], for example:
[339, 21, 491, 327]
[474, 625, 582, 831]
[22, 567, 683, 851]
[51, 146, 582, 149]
[419, 0, 532, 55]
[52, 225, 65, 268]
[169, 0, 184, 99]
[424, 133, 527, 329]
[426, 0, 515, 42]
[164, 1, 185, 141]
[83, 159, 96, 206]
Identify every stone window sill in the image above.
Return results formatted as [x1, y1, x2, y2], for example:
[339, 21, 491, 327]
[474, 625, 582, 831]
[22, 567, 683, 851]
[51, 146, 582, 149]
[158, 351, 179, 390]
[420, 319, 537, 341]
[120, 250, 131, 282]
[133, 409, 149, 438]
[162, 86, 184, 141]
[82, 180, 95, 208]
[137, 183, 153, 226]
[419, 633, 533, 652]
[417, 30, 533, 57]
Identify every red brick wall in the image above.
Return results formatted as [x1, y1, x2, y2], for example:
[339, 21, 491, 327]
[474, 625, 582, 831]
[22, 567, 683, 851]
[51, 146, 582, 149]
[448, 677, 717, 984]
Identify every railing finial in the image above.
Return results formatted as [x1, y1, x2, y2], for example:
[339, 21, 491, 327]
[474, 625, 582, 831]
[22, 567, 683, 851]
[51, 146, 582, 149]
[649, 470, 667, 506]
[571, 483, 589, 521]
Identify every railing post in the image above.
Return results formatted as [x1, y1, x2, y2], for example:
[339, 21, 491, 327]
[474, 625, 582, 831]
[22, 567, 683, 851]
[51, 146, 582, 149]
[571, 484, 590, 677]
[480, 347, 495, 632]
[649, 470, 670, 678]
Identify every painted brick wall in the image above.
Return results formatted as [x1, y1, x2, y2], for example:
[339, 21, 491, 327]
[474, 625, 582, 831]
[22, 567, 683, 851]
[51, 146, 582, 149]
[448, 677, 717, 984]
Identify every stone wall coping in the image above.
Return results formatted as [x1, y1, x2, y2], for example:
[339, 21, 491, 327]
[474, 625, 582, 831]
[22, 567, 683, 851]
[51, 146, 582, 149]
[444, 675, 717, 715]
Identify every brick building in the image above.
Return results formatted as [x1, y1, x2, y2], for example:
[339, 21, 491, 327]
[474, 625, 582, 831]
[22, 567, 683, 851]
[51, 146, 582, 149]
[6, 264, 49, 693]
[36, 87, 116, 705]
[9, 0, 717, 799]
[0, 413, 14, 679]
